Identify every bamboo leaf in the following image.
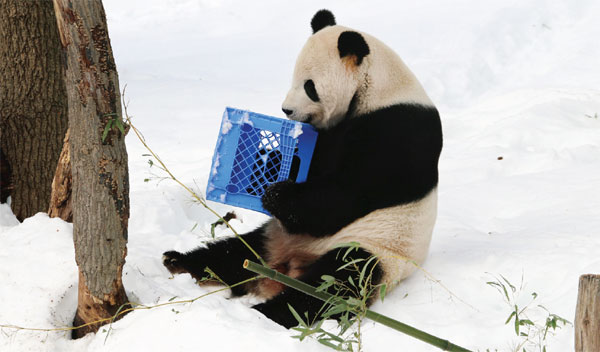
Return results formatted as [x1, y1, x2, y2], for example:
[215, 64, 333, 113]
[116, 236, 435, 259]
[315, 281, 333, 292]
[380, 284, 387, 302]
[500, 274, 516, 293]
[514, 307, 520, 335]
[519, 319, 534, 326]
[331, 242, 360, 260]
[102, 119, 113, 142]
[322, 303, 348, 317]
[291, 326, 314, 341]
[336, 258, 364, 271]
[287, 304, 306, 328]
[550, 314, 571, 327]
[343, 247, 356, 261]
[316, 275, 335, 292]
[115, 118, 125, 135]
[359, 256, 378, 287]
[319, 330, 345, 343]
[210, 222, 217, 238]
[501, 283, 510, 302]
[505, 311, 516, 325]
[345, 297, 362, 307]
[348, 275, 356, 288]
[321, 275, 335, 282]
[317, 338, 341, 350]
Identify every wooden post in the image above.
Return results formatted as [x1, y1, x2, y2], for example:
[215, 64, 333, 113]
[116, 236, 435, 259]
[575, 274, 600, 352]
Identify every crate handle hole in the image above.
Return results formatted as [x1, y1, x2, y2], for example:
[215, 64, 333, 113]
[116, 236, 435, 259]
[226, 184, 239, 193]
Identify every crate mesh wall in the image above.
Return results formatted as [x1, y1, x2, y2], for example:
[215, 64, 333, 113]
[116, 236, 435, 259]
[227, 127, 297, 197]
[206, 108, 317, 214]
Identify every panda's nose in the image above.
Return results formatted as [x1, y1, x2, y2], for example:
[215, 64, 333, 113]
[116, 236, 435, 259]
[282, 108, 293, 116]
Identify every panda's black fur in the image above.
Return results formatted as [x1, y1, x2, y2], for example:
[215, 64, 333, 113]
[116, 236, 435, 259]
[163, 10, 442, 329]
[262, 104, 442, 238]
[337, 31, 370, 65]
[311, 9, 336, 33]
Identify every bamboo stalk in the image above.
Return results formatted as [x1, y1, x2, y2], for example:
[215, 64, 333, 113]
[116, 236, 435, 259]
[244, 259, 472, 352]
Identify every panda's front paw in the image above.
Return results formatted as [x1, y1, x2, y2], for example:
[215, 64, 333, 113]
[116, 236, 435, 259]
[262, 180, 304, 232]
[252, 302, 298, 329]
[162, 250, 188, 274]
[261, 180, 295, 217]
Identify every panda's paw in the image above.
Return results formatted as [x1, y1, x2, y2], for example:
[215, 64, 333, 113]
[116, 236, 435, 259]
[252, 302, 298, 329]
[162, 250, 188, 274]
[261, 180, 295, 216]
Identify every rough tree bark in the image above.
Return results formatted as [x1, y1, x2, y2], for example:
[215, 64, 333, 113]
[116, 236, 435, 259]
[52, 0, 130, 338]
[0, 0, 68, 221]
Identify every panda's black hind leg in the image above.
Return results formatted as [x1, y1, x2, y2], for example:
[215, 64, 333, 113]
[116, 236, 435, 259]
[253, 247, 383, 328]
[162, 222, 268, 296]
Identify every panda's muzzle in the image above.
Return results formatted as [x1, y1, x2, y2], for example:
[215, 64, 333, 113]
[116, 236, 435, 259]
[282, 108, 314, 125]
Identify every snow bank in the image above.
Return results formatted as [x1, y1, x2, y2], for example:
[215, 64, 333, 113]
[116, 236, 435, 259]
[0, 212, 78, 352]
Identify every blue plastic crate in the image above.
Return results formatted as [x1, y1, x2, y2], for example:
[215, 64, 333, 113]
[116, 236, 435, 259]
[206, 107, 318, 214]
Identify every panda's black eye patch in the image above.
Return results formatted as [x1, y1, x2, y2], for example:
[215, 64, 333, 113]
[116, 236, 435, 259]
[304, 80, 319, 102]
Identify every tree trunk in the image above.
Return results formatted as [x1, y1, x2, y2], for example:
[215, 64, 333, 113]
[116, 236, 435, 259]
[52, 0, 129, 338]
[0, 148, 12, 203]
[575, 274, 600, 352]
[0, 0, 68, 221]
[48, 128, 72, 222]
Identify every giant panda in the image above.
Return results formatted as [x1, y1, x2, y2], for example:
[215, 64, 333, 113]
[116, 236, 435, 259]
[162, 9, 442, 328]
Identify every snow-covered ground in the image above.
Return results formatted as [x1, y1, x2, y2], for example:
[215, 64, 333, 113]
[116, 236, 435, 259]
[1, 1, 599, 351]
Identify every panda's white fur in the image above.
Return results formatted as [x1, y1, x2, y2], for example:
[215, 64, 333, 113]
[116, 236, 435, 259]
[262, 189, 437, 297]
[283, 25, 433, 129]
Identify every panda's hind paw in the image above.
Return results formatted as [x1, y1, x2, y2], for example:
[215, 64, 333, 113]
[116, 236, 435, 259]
[162, 250, 187, 274]
[252, 302, 298, 329]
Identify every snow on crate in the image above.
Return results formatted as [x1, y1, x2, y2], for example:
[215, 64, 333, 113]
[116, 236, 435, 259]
[206, 107, 318, 214]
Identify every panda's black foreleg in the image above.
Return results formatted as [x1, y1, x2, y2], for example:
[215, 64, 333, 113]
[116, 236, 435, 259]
[253, 247, 383, 328]
[162, 222, 268, 296]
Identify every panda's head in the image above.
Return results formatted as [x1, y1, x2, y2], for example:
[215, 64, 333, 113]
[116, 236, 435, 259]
[282, 10, 432, 130]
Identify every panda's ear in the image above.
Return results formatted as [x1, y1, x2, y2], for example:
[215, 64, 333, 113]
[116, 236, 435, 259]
[338, 31, 370, 66]
[311, 9, 336, 34]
